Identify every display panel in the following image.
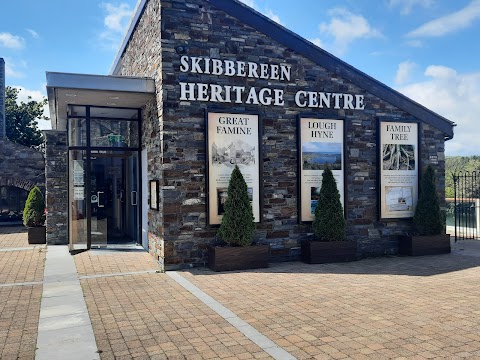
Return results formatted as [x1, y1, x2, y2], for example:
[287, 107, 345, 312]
[207, 112, 260, 225]
[380, 121, 418, 218]
[299, 118, 344, 222]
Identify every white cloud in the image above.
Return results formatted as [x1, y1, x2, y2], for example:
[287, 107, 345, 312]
[99, 2, 134, 50]
[265, 10, 283, 25]
[389, 0, 434, 15]
[0, 32, 25, 49]
[238, 0, 283, 25]
[5, 62, 25, 78]
[12, 86, 51, 130]
[320, 8, 383, 55]
[407, 0, 480, 38]
[26, 29, 39, 39]
[395, 60, 417, 85]
[309, 38, 323, 48]
[239, 0, 255, 8]
[101, 3, 132, 32]
[397, 66, 480, 156]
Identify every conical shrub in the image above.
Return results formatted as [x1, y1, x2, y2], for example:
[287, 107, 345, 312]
[23, 186, 45, 227]
[312, 166, 345, 241]
[413, 165, 444, 235]
[217, 165, 255, 246]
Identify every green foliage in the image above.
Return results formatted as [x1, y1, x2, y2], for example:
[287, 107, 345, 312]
[5, 86, 47, 148]
[217, 165, 255, 246]
[312, 166, 346, 241]
[413, 165, 444, 235]
[445, 156, 480, 198]
[23, 186, 45, 227]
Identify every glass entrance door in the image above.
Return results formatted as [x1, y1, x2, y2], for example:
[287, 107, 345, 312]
[90, 151, 139, 246]
[69, 150, 139, 251]
[67, 105, 141, 252]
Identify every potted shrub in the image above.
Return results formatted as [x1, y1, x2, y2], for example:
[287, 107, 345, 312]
[23, 186, 46, 244]
[399, 165, 450, 256]
[208, 165, 268, 271]
[301, 166, 356, 263]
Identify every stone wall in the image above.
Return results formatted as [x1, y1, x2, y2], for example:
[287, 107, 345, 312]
[117, 0, 449, 269]
[44, 131, 68, 244]
[0, 138, 45, 192]
[115, 0, 164, 265]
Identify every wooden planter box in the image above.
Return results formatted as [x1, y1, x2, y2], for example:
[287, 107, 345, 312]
[399, 234, 451, 256]
[27, 227, 46, 244]
[208, 245, 269, 272]
[301, 240, 357, 264]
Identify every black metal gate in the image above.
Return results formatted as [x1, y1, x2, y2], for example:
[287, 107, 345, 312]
[452, 171, 480, 241]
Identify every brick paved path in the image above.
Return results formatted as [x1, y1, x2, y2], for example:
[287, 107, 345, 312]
[74, 240, 480, 359]
[3, 225, 480, 359]
[182, 255, 480, 359]
[0, 227, 45, 360]
[75, 251, 270, 359]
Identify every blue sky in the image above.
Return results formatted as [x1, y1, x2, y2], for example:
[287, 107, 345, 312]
[1, 0, 479, 156]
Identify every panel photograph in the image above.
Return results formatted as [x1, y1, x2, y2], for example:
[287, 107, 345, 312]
[302, 142, 342, 171]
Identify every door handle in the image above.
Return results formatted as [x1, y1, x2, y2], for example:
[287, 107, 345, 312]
[131, 191, 137, 206]
[97, 191, 105, 208]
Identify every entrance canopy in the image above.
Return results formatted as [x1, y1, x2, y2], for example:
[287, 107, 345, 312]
[46, 72, 155, 130]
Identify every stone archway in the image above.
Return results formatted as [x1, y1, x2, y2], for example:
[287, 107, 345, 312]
[0, 138, 45, 225]
[0, 177, 36, 191]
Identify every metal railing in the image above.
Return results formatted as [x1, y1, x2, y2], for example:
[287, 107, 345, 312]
[452, 171, 480, 241]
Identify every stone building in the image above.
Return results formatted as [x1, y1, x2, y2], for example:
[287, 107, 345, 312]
[0, 58, 45, 225]
[45, 0, 455, 269]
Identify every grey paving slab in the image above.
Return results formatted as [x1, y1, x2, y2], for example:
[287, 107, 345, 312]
[0, 281, 43, 287]
[36, 245, 99, 360]
[452, 239, 480, 257]
[41, 293, 88, 308]
[36, 325, 99, 360]
[78, 269, 159, 279]
[39, 312, 93, 332]
[42, 280, 83, 298]
[0, 246, 43, 252]
[40, 303, 89, 319]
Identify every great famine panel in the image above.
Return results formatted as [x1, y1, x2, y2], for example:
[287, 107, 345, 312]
[207, 112, 260, 225]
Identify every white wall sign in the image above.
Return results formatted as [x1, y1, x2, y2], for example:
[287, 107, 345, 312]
[73, 160, 84, 185]
[380, 122, 418, 218]
[207, 112, 260, 225]
[179, 55, 365, 110]
[74, 187, 85, 200]
[299, 118, 344, 222]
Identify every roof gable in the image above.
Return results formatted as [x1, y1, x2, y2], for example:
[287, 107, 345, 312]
[207, 0, 455, 139]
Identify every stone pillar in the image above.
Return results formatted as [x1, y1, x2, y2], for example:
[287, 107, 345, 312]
[0, 58, 5, 139]
[44, 130, 68, 245]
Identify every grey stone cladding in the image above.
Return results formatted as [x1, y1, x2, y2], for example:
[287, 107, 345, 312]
[44, 131, 68, 244]
[115, 0, 448, 269]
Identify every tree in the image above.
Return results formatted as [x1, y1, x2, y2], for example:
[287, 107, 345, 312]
[413, 165, 444, 236]
[312, 166, 346, 241]
[217, 165, 255, 246]
[23, 186, 45, 227]
[5, 86, 47, 147]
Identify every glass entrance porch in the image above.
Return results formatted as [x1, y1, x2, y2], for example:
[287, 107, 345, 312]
[68, 106, 141, 252]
